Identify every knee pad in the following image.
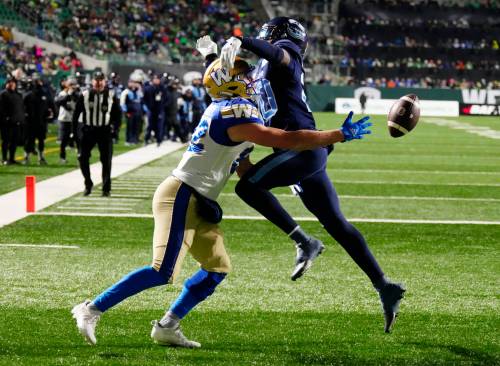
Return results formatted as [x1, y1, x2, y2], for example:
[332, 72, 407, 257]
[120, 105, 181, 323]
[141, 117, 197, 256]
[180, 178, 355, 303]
[184, 269, 226, 301]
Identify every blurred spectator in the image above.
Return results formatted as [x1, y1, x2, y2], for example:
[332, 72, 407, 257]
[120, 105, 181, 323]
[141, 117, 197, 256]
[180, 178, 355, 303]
[55, 77, 79, 164]
[143, 74, 168, 146]
[0, 76, 25, 165]
[23, 73, 55, 165]
[120, 75, 148, 145]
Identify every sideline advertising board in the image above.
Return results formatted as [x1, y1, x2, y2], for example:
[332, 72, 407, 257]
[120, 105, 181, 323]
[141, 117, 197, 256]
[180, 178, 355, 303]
[335, 98, 460, 117]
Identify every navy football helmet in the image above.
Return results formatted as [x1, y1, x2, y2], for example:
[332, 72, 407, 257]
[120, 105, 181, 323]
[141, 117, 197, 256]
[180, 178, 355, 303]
[257, 17, 308, 56]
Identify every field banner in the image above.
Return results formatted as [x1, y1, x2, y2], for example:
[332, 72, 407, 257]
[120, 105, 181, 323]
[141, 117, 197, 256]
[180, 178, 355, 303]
[460, 104, 500, 116]
[335, 98, 459, 117]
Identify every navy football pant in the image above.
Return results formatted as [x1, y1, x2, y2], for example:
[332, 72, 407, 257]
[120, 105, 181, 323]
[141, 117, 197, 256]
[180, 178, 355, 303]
[236, 147, 385, 284]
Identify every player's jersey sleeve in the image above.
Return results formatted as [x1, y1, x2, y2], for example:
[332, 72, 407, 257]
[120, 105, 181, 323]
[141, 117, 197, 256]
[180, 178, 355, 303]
[209, 98, 264, 146]
[271, 39, 304, 80]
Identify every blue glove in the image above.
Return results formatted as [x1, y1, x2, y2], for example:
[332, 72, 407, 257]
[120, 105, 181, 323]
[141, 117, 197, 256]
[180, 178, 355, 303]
[340, 111, 372, 141]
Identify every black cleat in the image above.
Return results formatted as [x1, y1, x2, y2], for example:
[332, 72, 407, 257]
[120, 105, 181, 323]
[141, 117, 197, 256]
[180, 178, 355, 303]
[102, 191, 110, 197]
[291, 237, 325, 281]
[83, 187, 92, 196]
[379, 282, 406, 333]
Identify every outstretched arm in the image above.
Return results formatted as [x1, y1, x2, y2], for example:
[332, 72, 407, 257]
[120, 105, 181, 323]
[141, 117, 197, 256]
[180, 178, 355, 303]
[220, 36, 291, 70]
[227, 112, 372, 151]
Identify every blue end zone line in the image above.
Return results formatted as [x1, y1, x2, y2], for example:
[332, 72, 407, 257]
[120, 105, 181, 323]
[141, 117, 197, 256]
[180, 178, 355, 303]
[33, 212, 500, 225]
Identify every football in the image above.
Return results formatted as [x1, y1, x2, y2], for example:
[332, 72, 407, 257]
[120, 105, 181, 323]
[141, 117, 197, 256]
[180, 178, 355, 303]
[387, 94, 420, 137]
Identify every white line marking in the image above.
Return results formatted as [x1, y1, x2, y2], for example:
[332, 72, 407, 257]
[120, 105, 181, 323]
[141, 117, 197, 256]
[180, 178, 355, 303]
[422, 118, 500, 139]
[108, 194, 150, 199]
[74, 197, 143, 201]
[38, 212, 152, 218]
[331, 180, 500, 187]
[35, 212, 500, 225]
[62, 201, 136, 205]
[218, 193, 500, 202]
[227, 178, 500, 186]
[55, 206, 134, 211]
[325, 168, 500, 176]
[0, 243, 80, 249]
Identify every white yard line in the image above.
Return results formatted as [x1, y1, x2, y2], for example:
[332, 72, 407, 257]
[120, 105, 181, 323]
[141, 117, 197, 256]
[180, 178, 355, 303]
[108, 194, 150, 199]
[324, 168, 500, 176]
[0, 141, 184, 228]
[0, 243, 80, 249]
[422, 117, 500, 139]
[73, 197, 143, 201]
[328, 180, 500, 187]
[218, 193, 500, 202]
[56, 206, 134, 211]
[35, 212, 500, 225]
[227, 177, 500, 186]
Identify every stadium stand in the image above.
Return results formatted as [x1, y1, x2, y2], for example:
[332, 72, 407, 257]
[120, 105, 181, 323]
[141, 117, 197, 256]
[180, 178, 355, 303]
[0, 27, 82, 79]
[337, 0, 500, 88]
[4, 0, 258, 63]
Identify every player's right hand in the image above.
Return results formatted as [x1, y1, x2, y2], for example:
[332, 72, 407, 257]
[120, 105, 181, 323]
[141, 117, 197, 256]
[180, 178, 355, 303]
[340, 111, 372, 141]
[196, 35, 218, 58]
[220, 36, 242, 70]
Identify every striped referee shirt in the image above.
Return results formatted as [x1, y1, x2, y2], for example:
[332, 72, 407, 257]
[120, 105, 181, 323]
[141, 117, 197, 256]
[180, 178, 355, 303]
[73, 87, 120, 128]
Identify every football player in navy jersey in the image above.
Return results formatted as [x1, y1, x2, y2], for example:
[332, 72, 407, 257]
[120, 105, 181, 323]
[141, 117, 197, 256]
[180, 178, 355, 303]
[71, 38, 373, 349]
[220, 17, 405, 333]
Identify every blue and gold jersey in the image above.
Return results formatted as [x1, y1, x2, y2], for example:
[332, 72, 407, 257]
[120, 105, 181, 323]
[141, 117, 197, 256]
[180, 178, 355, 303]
[173, 97, 263, 200]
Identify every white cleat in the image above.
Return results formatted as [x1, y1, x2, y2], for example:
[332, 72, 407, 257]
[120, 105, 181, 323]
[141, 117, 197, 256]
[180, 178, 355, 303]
[71, 300, 100, 345]
[151, 320, 201, 348]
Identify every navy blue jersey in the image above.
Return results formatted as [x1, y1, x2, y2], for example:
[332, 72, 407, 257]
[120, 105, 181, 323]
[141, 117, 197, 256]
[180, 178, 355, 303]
[253, 39, 315, 131]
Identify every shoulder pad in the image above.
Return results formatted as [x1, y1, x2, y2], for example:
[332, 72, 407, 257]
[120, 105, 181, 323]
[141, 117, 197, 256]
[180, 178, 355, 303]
[274, 39, 301, 57]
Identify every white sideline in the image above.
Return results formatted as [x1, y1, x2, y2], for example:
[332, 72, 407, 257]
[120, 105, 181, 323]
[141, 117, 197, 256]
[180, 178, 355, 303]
[34, 212, 500, 225]
[219, 193, 500, 203]
[0, 243, 80, 249]
[0, 142, 184, 228]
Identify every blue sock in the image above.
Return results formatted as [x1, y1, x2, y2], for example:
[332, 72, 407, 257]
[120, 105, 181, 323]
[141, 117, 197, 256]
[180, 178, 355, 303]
[169, 269, 226, 319]
[92, 266, 167, 312]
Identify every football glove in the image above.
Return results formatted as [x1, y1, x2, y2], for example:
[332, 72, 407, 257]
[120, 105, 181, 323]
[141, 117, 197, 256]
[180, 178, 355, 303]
[220, 36, 242, 70]
[196, 35, 218, 58]
[340, 111, 372, 141]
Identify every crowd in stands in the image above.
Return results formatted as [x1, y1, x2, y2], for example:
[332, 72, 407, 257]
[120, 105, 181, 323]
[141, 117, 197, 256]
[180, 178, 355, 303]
[0, 26, 83, 78]
[9, 0, 258, 62]
[334, 0, 500, 88]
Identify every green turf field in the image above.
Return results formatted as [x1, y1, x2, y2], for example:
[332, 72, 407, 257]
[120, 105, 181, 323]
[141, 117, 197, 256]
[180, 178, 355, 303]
[0, 113, 499, 365]
[0, 123, 138, 195]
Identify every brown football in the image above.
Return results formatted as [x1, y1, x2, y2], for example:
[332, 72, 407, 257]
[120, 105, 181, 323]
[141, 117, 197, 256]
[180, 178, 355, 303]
[387, 94, 420, 138]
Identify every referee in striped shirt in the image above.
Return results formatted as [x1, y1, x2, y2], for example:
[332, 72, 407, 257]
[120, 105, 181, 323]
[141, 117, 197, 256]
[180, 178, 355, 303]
[72, 71, 121, 197]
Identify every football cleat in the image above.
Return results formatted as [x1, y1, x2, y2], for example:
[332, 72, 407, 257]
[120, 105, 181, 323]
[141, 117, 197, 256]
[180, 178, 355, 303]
[378, 282, 406, 333]
[291, 237, 325, 281]
[151, 320, 201, 348]
[71, 300, 101, 345]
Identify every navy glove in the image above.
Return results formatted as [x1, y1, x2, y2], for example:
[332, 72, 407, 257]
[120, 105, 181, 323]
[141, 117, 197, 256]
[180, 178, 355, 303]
[340, 111, 372, 141]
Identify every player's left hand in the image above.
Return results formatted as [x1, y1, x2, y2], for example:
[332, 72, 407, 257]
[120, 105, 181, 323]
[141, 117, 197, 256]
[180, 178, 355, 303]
[196, 35, 218, 58]
[340, 111, 372, 141]
[220, 36, 242, 70]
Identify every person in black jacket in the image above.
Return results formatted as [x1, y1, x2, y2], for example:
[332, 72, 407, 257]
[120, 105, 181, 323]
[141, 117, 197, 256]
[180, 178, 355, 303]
[0, 76, 25, 165]
[23, 74, 54, 165]
[72, 71, 121, 197]
[143, 74, 168, 146]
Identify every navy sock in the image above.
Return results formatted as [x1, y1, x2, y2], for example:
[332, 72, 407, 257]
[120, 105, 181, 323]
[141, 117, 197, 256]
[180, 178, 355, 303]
[92, 266, 167, 312]
[288, 226, 310, 244]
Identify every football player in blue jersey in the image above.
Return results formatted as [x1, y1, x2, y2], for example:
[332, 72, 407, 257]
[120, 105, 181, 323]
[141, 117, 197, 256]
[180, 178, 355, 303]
[219, 17, 405, 333]
[71, 38, 372, 348]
